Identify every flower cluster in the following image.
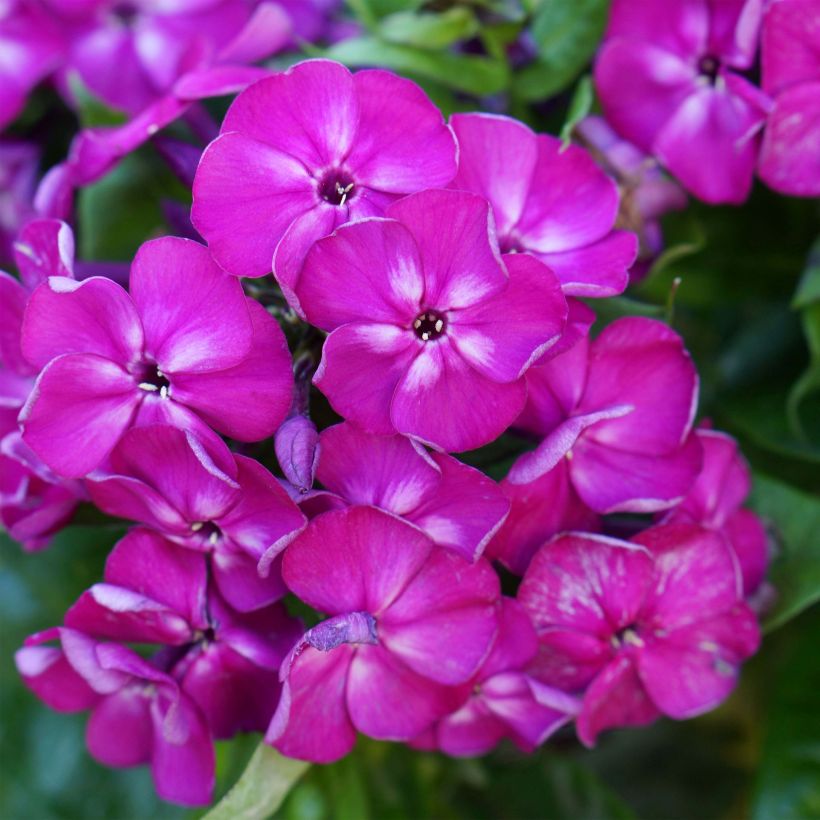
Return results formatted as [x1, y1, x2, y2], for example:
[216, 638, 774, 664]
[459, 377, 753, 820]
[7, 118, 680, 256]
[2, 44, 778, 807]
[594, 0, 820, 203]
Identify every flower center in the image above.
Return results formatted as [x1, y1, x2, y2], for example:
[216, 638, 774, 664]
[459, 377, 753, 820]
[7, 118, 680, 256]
[697, 55, 720, 83]
[413, 310, 446, 342]
[611, 625, 644, 650]
[499, 234, 524, 254]
[137, 363, 170, 397]
[318, 170, 356, 206]
[191, 520, 223, 546]
[112, 2, 139, 24]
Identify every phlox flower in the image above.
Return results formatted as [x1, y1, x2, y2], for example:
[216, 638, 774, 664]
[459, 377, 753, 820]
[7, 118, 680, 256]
[518, 526, 761, 746]
[413, 599, 580, 757]
[86, 424, 307, 611]
[594, 0, 770, 203]
[16, 627, 215, 806]
[62, 527, 302, 737]
[266, 505, 500, 762]
[757, 0, 820, 197]
[191, 59, 458, 289]
[49, 0, 291, 116]
[508, 317, 702, 514]
[19, 236, 293, 477]
[306, 421, 510, 563]
[662, 428, 770, 597]
[449, 112, 638, 297]
[302, 188, 567, 452]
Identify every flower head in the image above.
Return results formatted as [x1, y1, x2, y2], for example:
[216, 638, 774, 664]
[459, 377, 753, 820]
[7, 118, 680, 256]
[519, 526, 761, 745]
[87, 424, 307, 610]
[266, 505, 500, 762]
[509, 317, 701, 514]
[594, 0, 770, 203]
[304, 188, 567, 452]
[449, 112, 638, 297]
[191, 59, 458, 290]
[20, 236, 293, 477]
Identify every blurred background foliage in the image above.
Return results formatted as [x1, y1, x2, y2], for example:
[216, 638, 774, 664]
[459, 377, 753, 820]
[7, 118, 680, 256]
[2, 0, 819, 817]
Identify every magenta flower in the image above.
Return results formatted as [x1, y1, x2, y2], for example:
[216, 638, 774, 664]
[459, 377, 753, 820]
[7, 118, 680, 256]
[575, 115, 687, 282]
[50, 0, 290, 116]
[519, 526, 761, 746]
[310, 422, 509, 563]
[266, 505, 500, 762]
[662, 428, 769, 597]
[486, 460, 601, 576]
[594, 0, 770, 203]
[508, 317, 701, 513]
[19, 236, 293, 477]
[757, 0, 820, 197]
[191, 59, 458, 288]
[303, 189, 567, 452]
[0, 1, 65, 128]
[87, 425, 306, 611]
[415, 598, 579, 757]
[449, 112, 638, 297]
[63, 527, 301, 737]
[16, 627, 215, 806]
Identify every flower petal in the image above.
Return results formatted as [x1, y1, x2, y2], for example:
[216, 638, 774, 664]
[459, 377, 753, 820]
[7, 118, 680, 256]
[391, 338, 527, 453]
[130, 237, 253, 373]
[315, 323, 418, 436]
[282, 506, 433, 615]
[449, 253, 566, 382]
[297, 217, 423, 331]
[20, 354, 140, 478]
[169, 299, 293, 441]
[21, 276, 143, 370]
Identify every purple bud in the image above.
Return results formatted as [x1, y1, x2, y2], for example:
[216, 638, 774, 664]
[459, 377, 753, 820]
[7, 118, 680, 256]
[275, 415, 320, 493]
[305, 612, 378, 652]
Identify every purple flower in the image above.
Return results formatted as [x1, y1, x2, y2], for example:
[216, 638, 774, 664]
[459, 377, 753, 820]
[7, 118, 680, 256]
[266, 505, 500, 762]
[574, 115, 688, 282]
[63, 527, 302, 736]
[415, 599, 579, 757]
[449, 112, 638, 297]
[19, 236, 294, 477]
[0, 1, 65, 128]
[518, 526, 761, 746]
[310, 421, 510, 563]
[757, 0, 820, 197]
[302, 188, 567, 452]
[16, 627, 215, 806]
[508, 317, 702, 514]
[191, 59, 458, 288]
[594, 0, 770, 203]
[662, 428, 770, 597]
[50, 0, 290, 116]
[86, 424, 307, 611]
[0, 141, 39, 266]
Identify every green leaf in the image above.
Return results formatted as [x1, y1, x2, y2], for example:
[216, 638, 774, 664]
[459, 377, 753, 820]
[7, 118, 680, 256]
[514, 0, 611, 101]
[588, 295, 666, 325]
[750, 474, 820, 631]
[323, 37, 509, 96]
[559, 75, 594, 147]
[378, 8, 478, 49]
[752, 612, 820, 819]
[204, 744, 309, 820]
[78, 151, 188, 261]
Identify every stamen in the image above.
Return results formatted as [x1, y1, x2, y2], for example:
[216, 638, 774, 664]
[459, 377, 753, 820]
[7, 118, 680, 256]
[413, 310, 447, 341]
